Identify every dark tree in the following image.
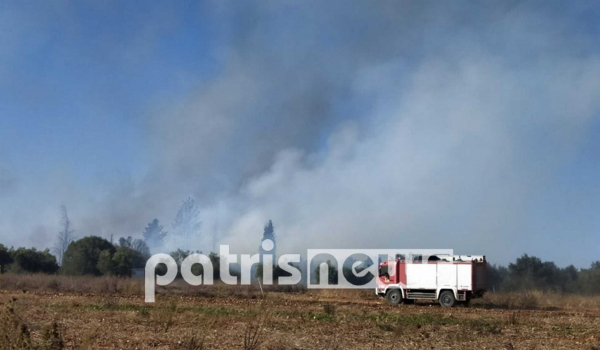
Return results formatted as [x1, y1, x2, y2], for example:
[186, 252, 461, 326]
[112, 247, 145, 276]
[119, 236, 150, 257]
[499, 254, 580, 293]
[559, 265, 579, 293]
[209, 251, 221, 280]
[142, 219, 167, 251]
[486, 263, 508, 291]
[263, 220, 275, 241]
[258, 220, 276, 262]
[97, 246, 146, 277]
[61, 236, 115, 276]
[10, 247, 59, 274]
[169, 248, 203, 278]
[169, 248, 192, 265]
[314, 260, 338, 285]
[96, 250, 115, 276]
[578, 262, 600, 295]
[0, 244, 13, 273]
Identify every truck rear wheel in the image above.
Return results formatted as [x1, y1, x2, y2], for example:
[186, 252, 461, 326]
[385, 289, 401, 305]
[439, 291, 456, 308]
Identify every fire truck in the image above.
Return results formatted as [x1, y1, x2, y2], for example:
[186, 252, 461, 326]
[376, 255, 487, 307]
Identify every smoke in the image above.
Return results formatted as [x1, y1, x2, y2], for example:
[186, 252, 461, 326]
[147, 1, 600, 266]
[212, 56, 600, 262]
[2, 1, 600, 266]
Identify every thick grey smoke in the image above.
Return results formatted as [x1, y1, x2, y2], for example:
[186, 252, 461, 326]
[2, 1, 599, 267]
[148, 1, 600, 266]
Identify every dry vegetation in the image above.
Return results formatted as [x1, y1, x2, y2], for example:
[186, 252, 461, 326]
[1, 274, 600, 349]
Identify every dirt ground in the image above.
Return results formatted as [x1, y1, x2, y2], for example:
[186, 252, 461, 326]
[1, 287, 600, 350]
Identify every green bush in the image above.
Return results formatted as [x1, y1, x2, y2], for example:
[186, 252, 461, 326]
[9, 248, 58, 274]
[61, 236, 115, 276]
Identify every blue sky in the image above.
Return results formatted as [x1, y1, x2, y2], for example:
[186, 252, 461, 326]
[1, 1, 599, 267]
[0, 1, 216, 184]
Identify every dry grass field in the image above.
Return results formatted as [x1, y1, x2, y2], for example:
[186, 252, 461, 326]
[1, 274, 600, 349]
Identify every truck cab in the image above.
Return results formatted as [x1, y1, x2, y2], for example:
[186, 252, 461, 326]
[376, 255, 486, 307]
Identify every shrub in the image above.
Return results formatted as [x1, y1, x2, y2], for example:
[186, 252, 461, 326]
[0, 300, 65, 350]
[0, 300, 35, 349]
[111, 247, 145, 276]
[9, 248, 59, 274]
[323, 303, 336, 315]
[243, 318, 264, 350]
[40, 322, 64, 350]
[96, 250, 115, 276]
[61, 236, 115, 276]
[96, 247, 145, 277]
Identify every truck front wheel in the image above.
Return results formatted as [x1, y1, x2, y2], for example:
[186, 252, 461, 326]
[439, 291, 456, 308]
[385, 289, 401, 305]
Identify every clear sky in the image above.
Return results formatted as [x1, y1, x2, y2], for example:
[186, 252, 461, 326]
[1, 1, 213, 181]
[1, 1, 599, 267]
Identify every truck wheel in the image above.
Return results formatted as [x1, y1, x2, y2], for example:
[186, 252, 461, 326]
[439, 291, 456, 308]
[385, 289, 401, 305]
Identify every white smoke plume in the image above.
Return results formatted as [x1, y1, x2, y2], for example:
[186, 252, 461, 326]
[1, 1, 599, 267]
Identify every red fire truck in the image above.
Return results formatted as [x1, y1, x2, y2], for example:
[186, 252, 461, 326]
[376, 255, 487, 307]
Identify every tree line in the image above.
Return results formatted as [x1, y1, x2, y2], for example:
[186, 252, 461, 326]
[0, 236, 149, 277]
[487, 254, 600, 295]
[0, 220, 279, 280]
[0, 197, 201, 277]
[0, 200, 598, 294]
[0, 199, 274, 280]
[314, 255, 600, 295]
[2, 233, 599, 296]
